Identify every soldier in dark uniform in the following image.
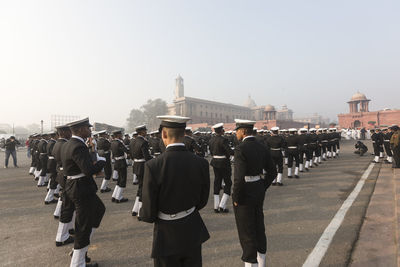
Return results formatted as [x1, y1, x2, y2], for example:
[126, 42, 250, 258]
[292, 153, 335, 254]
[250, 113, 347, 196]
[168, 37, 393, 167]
[390, 125, 400, 168]
[316, 129, 324, 164]
[209, 123, 234, 213]
[130, 125, 152, 217]
[140, 115, 210, 267]
[149, 131, 162, 157]
[371, 129, 380, 163]
[266, 127, 285, 186]
[61, 118, 106, 267]
[110, 130, 129, 203]
[280, 129, 289, 165]
[355, 141, 368, 156]
[123, 133, 131, 146]
[184, 127, 201, 153]
[30, 134, 39, 178]
[53, 125, 75, 247]
[97, 130, 113, 193]
[232, 119, 277, 267]
[382, 128, 393, 164]
[44, 131, 59, 204]
[376, 129, 385, 158]
[297, 128, 310, 172]
[308, 128, 319, 167]
[286, 128, 300, 178]
[320, 129, 329, 161]
[37, 133, 50, 187]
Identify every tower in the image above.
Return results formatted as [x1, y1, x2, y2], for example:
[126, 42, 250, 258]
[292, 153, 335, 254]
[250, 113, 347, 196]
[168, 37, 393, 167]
[347, 92, 370, 113]
[175, 75, 184, 99]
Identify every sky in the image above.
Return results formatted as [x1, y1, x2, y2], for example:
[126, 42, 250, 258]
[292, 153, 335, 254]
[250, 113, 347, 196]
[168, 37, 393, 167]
[1, 0, 399, 129]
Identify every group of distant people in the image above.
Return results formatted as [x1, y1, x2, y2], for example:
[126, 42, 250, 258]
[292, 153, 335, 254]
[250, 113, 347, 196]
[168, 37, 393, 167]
[354, 125, 400, 168]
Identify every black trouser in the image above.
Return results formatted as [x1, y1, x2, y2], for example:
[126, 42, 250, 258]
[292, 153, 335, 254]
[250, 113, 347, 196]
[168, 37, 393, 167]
[213, 165, 232, 195]
[321, 144, 327, 155]
[117, 167, 127, 188]
[136, 174, 144, 200]
[39, 155, 48, 176]
[287, 149, 299, 168]
[49, 171, 58, 190]
[270, 152, 283, 173]
[372, 143, 380, 156]
[65, 179, 105, 249]
[315, 145, 321, 157]
[393, 146, 400, 167]
[336, 141, 340, 150]
[384, 142, 393, 157]
[299, 149, 306, 164]
[154, 245, 202, 267]
[234, 203, 266, 263]
[103, 153, 112, 180]
[60, 190, 75, 223]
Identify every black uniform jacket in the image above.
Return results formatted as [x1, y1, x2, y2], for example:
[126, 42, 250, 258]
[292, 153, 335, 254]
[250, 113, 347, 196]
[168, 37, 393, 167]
[97, 137, 111, 156]
[232, 136, 277, 205]
[285, 134, 299, 150]
[46, 139, 57, 172]
[209, 135, 233, 168]
[53, 138, 68, 187]
[140, 144, 210, 258]
[183, 135, 200, 153]
[130, 136, 152, 176]
[111, 139, 129, 169]
[61, 137, 105, 196]
[266, 135, 286, 155]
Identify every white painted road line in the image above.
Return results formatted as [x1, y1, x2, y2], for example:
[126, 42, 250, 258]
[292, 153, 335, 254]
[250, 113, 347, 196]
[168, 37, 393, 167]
[302, 163, 375, 267]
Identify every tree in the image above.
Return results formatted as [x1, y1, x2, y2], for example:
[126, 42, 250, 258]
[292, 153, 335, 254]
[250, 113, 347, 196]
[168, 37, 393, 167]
[126, 109, 146, 133]
[126, 98, 168, 132]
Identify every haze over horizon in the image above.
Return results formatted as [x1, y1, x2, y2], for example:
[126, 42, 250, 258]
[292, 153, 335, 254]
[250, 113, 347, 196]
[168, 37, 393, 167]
[1, 0, 399, 128]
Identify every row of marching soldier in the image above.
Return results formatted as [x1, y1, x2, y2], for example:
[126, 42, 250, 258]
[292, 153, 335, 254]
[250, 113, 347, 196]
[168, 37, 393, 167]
[27, 116, 346, 267]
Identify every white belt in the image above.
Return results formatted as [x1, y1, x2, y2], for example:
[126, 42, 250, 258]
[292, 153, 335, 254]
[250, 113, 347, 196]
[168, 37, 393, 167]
[322, 141, 328, 143]
[114, 156, 126, 160]
[154, 152, 161, 155]
[48, 156, 55, 160]
[372, 141, 375, 143]
[59, 167, 63, 170]
[288, 146, 297, 149]
[134, 158, 145, 162]
[103, 151, 110, 154]
[244, 175, 261, 182]
[270, 148, 281, 151]
[67, 173, 86, 180]
[158, 206, 195, 221]
[384, 140, 390, 142]
[213, 155, 226, 159]
[40, 153, 47, 155]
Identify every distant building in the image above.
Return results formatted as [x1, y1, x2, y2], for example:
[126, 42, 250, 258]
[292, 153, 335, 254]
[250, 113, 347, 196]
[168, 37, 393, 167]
[295, 113, 330, 127]
[167, 75, 314, 129]
[338, 92, 400, 128]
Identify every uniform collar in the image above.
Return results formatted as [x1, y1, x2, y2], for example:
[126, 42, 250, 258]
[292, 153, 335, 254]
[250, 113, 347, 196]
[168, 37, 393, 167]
[72, 135, 85, 144]
[243, 136, 255, 142]
[166, 143, 185, 149]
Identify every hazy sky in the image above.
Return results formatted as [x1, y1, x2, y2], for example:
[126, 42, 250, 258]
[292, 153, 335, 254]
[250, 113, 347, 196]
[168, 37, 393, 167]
[1, 0, 399, 128]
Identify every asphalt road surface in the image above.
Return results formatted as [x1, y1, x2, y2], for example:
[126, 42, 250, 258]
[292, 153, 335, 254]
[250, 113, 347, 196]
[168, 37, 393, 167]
[0, 140, 381, 267]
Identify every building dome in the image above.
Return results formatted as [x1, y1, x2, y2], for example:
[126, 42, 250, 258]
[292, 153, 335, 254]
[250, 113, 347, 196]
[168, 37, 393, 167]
[264, 104, 275, 112]
[244, 95, 257, 108]
[351, 92, 367, 101]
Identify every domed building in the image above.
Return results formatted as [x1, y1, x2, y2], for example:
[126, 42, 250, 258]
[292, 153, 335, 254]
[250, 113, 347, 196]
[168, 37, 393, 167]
[338, 92, 400, 128]
[264, 104, 276, 120]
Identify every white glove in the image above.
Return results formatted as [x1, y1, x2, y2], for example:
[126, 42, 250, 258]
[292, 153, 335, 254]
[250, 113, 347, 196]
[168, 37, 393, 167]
[96, 153, 106, 162]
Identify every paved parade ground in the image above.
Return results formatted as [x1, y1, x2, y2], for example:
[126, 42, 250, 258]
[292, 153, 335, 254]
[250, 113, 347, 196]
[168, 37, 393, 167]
[0, 140, 393, 266]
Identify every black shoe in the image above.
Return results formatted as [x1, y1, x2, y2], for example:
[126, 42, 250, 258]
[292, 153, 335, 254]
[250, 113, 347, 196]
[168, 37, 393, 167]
[214, 209, 220, 213]
[219, 207, 229, 213]
[37, 184, 45, 187]
[300, 170, 304, 173]
[69, 229, 75, 235]
[372, 161, 378, 163]
[272, 182, 277, 186]
[43, 182, 49, 186]
[45, 199, 58, 205]
[15, 165, 19, 168]
[305, 168, 309, 172]
[56, 236, 74, 247]
[100, 187, 111, 193]
[34, 177, 39, 181]
[309, 165, 313, 168]
[323, 159, 326, 161]
[277, 182, 283, 186]
[295, 175, 300, 179]
[111, 197, 116, 202]
[133, 181, 139, 185]
[54, 215, 59, 220]
[86, 263, 98, 267]
[112, 179, 118, 182]
[54, 193, 60, 198]
[116, 198, 128, 203]
[288, 176, 293, 178]
[132, 211, 138, 216]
